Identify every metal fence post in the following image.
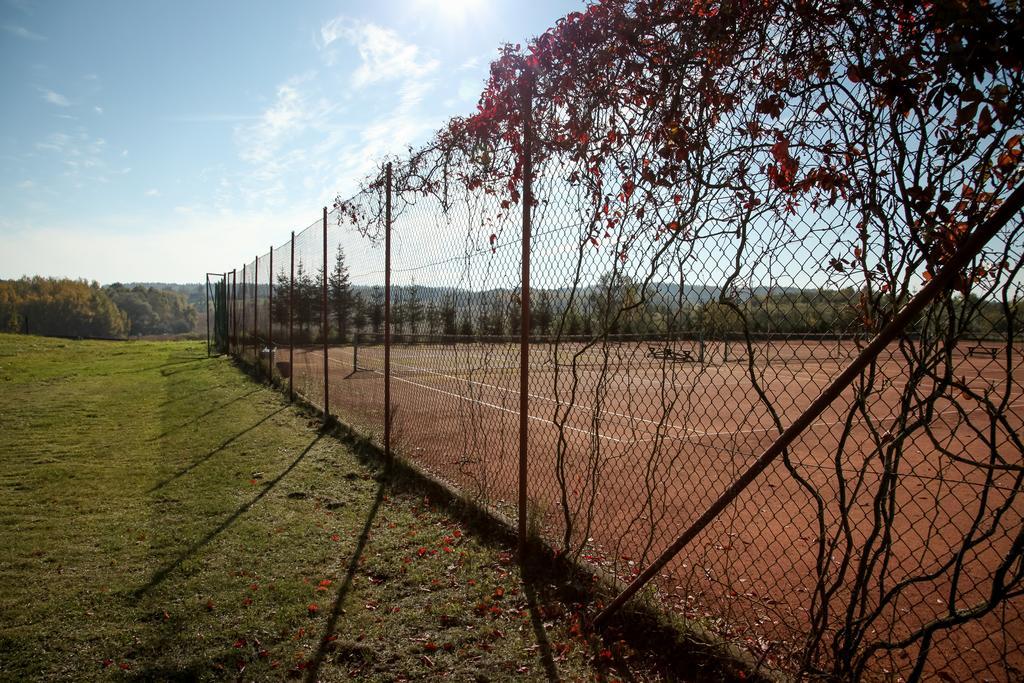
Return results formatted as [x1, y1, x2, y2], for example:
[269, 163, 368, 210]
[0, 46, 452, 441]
[254, 254, 260, 378]
[518, 73, 534, 558]
[241, 263, 247, 361]
[205, 273, 211, 357]
[323, 207, 330, 420]
[289, 232, 295, 402]
[269, 245, 273, 378]
[592, 182, 1024, 628]
[385, 162, 393, 460]
[232, 266, 237, 352]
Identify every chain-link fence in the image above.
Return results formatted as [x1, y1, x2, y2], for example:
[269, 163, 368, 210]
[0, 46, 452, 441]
[209, 1, 1024, 679]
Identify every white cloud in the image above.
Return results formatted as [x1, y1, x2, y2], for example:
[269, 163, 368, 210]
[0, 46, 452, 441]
[94, 106, 103, 114]
[237, 74, 329, 167]
[3, 24, 45, 41]
[39, 87, 70, 107]
[166, 113, 260, 123]
[34, 131, 113, 187]
[145, 188, 160, 197]
[319, 17, 438, 88]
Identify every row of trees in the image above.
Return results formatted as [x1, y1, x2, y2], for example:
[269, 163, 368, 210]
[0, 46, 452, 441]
[0, 278, 200, 339]
[0, 277, 129, 338]
[242, 246, 1024, 344]
[105, 284, 197, 335]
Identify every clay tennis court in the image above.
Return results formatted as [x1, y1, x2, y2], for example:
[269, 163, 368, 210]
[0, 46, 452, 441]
[282, 338, 1023, 676]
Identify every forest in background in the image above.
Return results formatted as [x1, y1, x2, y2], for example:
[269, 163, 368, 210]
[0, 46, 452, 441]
[247, 246, 1017, 345]
[0, 277, 198, 339]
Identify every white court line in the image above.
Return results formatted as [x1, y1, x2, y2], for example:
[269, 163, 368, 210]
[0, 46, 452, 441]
[327, 352, 1024, 447]
[632, 400, 1024, 444]
[337, 361, 640, 445]
[386, 358, 692, 433]
[331, 354, 691, 434]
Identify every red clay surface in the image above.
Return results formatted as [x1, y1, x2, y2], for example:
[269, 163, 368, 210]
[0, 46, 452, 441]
[276, 339, 1022, 680]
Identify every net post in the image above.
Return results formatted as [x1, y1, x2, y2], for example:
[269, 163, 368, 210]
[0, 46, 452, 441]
[289, 231, 295, 402]
[385, 162, 393, 461]
[323, 207, 329, 421]
[517, 70, 533, 560]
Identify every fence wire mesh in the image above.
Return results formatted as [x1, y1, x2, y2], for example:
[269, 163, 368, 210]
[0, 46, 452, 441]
[212, 1, 1024, 679]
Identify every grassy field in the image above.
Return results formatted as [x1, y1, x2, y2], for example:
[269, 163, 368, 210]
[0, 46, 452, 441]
[0, 334, 728, 682]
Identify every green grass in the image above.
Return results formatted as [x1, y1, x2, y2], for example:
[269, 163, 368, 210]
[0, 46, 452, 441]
[0, 334, 704, 682]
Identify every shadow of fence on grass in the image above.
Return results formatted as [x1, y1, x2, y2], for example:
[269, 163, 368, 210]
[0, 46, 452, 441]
[304, 475, 387, 683]
[148, 406, 287, 493]
[150, 388, 260, 441]
[133, 433, 322, 598]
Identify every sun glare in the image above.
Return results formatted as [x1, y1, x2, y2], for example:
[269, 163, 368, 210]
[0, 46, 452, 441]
[413, 0, 485, 27]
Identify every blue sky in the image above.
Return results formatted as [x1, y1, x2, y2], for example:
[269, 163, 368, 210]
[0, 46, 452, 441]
[0, 0, 582, 283]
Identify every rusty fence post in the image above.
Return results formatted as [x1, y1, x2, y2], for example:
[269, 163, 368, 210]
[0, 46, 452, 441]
[593, 183, 1024, 628]
[518, 73, 534, 559]
[205, 273, 211, 357]
[269, 246, 273, 380]
[254, 254, 260, 378]
[241, 264, 247, 360]
[231, 269, 237, 355]
[385, 162, 393, 460]
[289, 231, 295, 402]
[323, 207, 330, 420]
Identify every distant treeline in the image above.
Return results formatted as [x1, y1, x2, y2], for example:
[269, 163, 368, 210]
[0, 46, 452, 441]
[235, 248, 1007, 345]
[0, 277, 198, 338]
[246, 248, 1017, 345]
[105, 283, 198, 335]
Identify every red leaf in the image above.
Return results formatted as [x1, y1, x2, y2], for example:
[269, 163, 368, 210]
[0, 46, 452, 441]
[330, 533, 340, 542]
[233, 638, 247, 649]
[771, 138, 790, 165]
[978, 106, 994, 136]
[308, 603, 319, 615]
